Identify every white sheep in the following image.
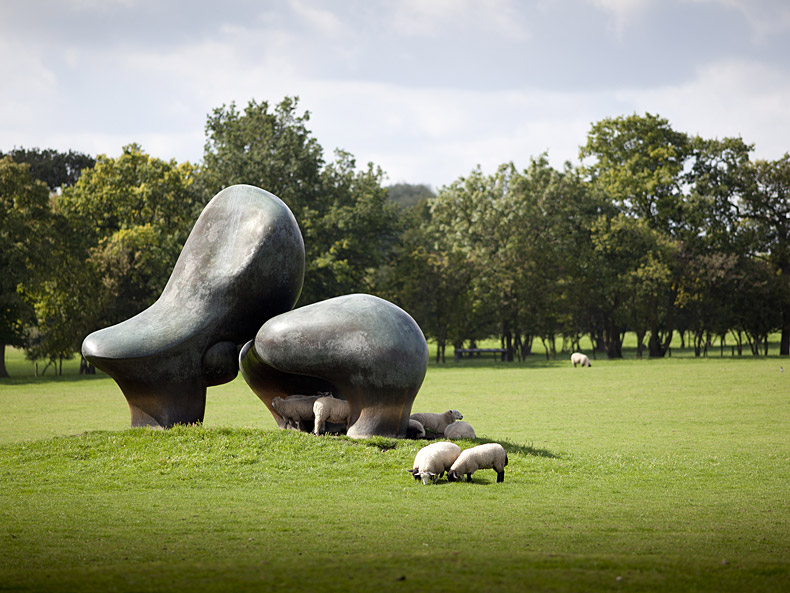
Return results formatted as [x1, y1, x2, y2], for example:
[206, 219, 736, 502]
[447, 443, 508, 483]
[571, 352, 591, 367]
[407, 418, 426, 439]
[271, 394, 321, 431]
[410, 441, 462, 484]
[444, 421, 476, 440]
[409, 409, 463, 435]
[313, 395, 350, 435]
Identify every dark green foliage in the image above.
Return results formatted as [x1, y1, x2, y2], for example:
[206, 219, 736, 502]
[385, 182, 436, 209]
[1, 146, 95, 192]
[0, 157, 52, 376]
[199, 97, 400, 305]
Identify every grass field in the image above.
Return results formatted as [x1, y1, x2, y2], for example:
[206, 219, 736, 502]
[1, 346, 788, 592]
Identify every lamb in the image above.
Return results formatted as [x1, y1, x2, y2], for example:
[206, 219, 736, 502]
[407, 418, 426, 439]
[410, 441, 462, 484]
[271, 394, 322, 431]
[409, 409, 463, 435]
[312, 395, 350, 435]
[444, 420, 476, 440]
[571, 352, 591, 367]
[447, 443, 508, 483]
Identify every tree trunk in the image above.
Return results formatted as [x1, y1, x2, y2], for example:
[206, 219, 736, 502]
[648, 329, 673, 358]
[502, 331, 514, 362]
[603, 323, 623, 359]
[635, 330, 646, 359]
[0, 344, 8, 378]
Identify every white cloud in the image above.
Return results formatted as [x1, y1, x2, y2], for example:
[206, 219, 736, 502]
[586, 0, 654, 36]
[614, 58, 790, 160]
[390, 0, 531, 41]
[691, 0, 790, 39]
[288, 0, 346, 37]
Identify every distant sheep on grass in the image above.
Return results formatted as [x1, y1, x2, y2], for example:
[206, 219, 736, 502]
[447, 443, 508, 483]
[407, 419, 426, 439]
[571, 352, 591, 367]
[444, 421, 476, 440]
[313, 395, 350, 435]
[410, 441, 462, 484]
[409, 410, 463, 435]
[271, 394, 322, 431]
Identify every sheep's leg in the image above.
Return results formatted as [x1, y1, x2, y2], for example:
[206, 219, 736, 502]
[497, 470, 505, 483]
[466, 473, 473, 482]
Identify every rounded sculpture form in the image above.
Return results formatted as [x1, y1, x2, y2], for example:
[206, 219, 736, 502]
[241, 294, 429, 438]
[82, 185, 305, 427]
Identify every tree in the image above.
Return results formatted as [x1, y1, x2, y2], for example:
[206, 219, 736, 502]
[200, 97, 323, 212]
[302, 151, 401, 304]
[45, 145, 199, 362]
[0, 157, 52, 377]
[385, 183, 436, 209]
[581, 114, 690, 356]
[200, 97, 400, 306]
[580, 113, 690, 234]
[739, 154, 790, 355]
[2, 147, 95, 192]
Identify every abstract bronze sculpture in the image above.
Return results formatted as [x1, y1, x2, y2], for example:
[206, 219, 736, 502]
[82, 185, 305, 427]
[240, 294, 429, 438]
[83, 184, 429, 438]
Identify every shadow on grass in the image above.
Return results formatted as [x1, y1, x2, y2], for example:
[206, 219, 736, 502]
[0, 372, 108, 387]
[342, 434, 558, 459]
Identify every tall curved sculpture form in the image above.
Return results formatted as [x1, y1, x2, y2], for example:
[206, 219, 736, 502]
[82, 185, 305, 427]
[241, 294, 429, 438]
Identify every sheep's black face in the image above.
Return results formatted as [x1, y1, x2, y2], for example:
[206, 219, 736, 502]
[447, 470, 459, 482]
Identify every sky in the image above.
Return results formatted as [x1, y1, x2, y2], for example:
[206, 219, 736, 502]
[1, 0, 789, 189]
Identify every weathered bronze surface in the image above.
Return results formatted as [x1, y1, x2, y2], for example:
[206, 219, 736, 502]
[241, 294, 429, 438]
[82, 185, 305, 427]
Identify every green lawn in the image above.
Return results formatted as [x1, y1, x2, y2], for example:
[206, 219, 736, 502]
[1, 347, 788, 592]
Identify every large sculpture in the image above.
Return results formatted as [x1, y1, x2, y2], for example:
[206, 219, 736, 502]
[240, 294, 429, 438]
[82, 185, 305, 427]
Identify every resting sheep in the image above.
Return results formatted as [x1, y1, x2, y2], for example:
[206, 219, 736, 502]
[409, 409, 463, 435]
[271, 394, 322, 431]
[407, 418, 426, 439]
[571, 352, 591, 367]
[447, 443, 508, 483]
[444, 420, 476, 440]
[410, 441, 462, 484]
[313, 395, 350, 435]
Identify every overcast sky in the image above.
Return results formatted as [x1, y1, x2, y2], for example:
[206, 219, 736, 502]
[1, 0, 789, 189]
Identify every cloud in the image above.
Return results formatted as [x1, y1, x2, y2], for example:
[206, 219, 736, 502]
[615, 57, 790, 159]
[692, 0, 790, 39]
[586, 0, 655, 37]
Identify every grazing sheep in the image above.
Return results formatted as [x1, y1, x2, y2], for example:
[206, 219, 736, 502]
[444, 421, 476, 440]
[407, 418, 426, 439]
[447, 443, 508, 483]
[409, 410, 463, 435]
[271, 394, 322, 431]
[571, 352, 591, 367]
[313, 395, 350, 435]
[410, 441, 462, 484]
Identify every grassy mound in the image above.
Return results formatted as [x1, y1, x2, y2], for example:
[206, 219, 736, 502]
[1, 355, 789, 591]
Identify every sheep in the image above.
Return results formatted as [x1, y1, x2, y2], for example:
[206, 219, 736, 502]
[407, 418, 426, 439]
[409, 409, 463, 435]
[410, 441, 462, 484]
[571, 352, 591, 367]
[271, 394, 322, 431]
[447, 443, 508, 483]
[444, 420, 476, 440]
[313, 395, 350, 435]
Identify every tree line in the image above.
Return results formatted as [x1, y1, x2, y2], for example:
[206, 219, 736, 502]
[1, 100, 788, 376]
